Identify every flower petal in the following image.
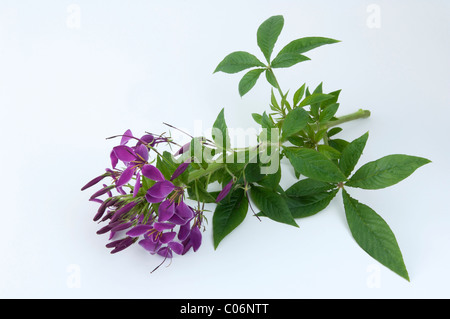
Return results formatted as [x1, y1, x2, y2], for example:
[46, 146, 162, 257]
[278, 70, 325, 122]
[168, 241, 184, 255]
[147, 181, 174, 198]
[154, 222, 176, 232]
[170, 161, 190, 181]
[139, 238, 161, 253]
[141, 165, 165, 182]
[81, 174, 106, 191]
[145, 193, 165, 204]
[215, 179, 234, 202]
[190, 226, 202, 252]
[175, 142, 190, 155]
[157, 247, 173, 258]
[110, 150, 118, 169]
[120, 129, 134, 145]
[168, 213, 189, 225]
[175, 201, 194, 219]
[178, 221, 191, 241]
[160, 231, 176, 244]
[110, 201, 137, 222]
[137, 134, 155, 147]
[126, 224, 153, 237]
[90, 185, 115, 200]
[113, 145, 136, 162]
[158, 200, 175, 222]
[110, 237, 135, 254]
[133, 172, 141, 197]
[116, 166, 135, 187]
[134, 144, 149, 163]
[110, 222, 132, 233]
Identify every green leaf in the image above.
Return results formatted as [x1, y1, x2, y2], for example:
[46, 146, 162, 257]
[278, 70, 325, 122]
[317, 144, 341, 160]
[328, 138, 349, 153]
[299, 93, 334, 107]
[250, 185, 298, 227]
[327, 127, 342, 138]
[287, 135, 304, 147]
[284, 147, 347, 183]
[238, 68, 265, 97]
[257, 15, 284, 63]
[286, 178, 335, 197]
[243, 162, 265, 183]
[319, 103, 339, 123]
[214, 51, 265, 74]
[251, 113, 262, 125]
[257, 161, 281, 190]
[285, 189, 338, 218]
[281, 107, 309, 140]
[339, 132, 369, 178]
[321, 89, 341, 109]
[187, 178, 216, 203]
[346, 154, 430, 189]
[276, 36, 340, 57]
[212, 108, 231, 150]
[265, 69, 279, 88]
[156, 151, 177, 180]
[293, 84, 306, 106]
[271, 53, 310, 68]
[213, 189, 249, 249]
[260, 111, 275, 129]
[270, 89, 280, 111]
[342, 189, 409, 281]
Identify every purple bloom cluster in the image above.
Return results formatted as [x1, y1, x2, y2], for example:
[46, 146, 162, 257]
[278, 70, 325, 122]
[81, 129, 202, 269]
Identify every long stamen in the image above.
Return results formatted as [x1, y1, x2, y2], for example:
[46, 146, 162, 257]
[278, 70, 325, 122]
[150, 249, 170, 274]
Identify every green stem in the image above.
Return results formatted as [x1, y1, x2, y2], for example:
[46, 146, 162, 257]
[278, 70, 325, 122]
[326, 109, 371, 128]
[267, 68, 286, 116]
[186, 109, 370, 183]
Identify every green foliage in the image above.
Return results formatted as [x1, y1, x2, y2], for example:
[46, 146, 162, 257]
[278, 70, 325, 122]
[213, 188, 249, 249]
[188, 15, 430, 281]
[346, 154, 430, 189]
[284, 147, 347, 183]
[342, 189, 409, 280]
[250, 185, 298, 227]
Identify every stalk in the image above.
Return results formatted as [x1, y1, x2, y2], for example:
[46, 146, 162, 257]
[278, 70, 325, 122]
[326, 109, 371, 128]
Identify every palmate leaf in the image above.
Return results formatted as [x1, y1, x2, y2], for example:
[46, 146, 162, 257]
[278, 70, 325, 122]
[342, 189, 409, 281]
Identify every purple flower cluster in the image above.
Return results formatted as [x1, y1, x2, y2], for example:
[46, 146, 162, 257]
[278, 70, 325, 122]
[81, 129, 203, 269]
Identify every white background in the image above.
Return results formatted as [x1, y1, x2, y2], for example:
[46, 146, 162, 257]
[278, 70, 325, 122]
[1, 0, 449, 298]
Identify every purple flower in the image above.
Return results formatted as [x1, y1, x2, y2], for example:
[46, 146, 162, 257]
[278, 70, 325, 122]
[181, 211, 203, 254]
[145, 180, 175, 203]
[107, 236, 137, 254]
[81, 173, 107, 191]
[175, 142, 191, 155]
[215, 179, 234, 202]
[170, 160, 190, 181]
[90, 185, 115, 200]
[83, 129, 207, 268]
